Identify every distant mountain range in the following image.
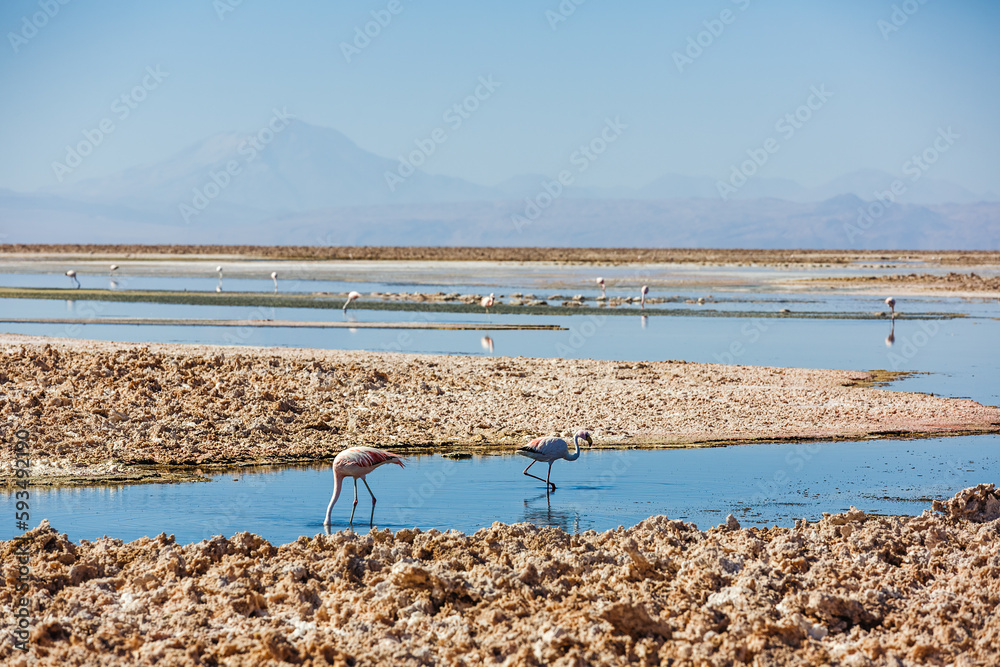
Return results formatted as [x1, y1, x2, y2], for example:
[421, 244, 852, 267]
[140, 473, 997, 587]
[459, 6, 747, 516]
[1, 120, 997, 248]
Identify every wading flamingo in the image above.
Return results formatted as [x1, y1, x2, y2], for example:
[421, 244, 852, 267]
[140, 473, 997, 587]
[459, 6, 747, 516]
[271, 271, 278, 292]
[640, 285, 649, 309]
[518, 430, 591, 492]
[596, 277, 606, 298]
[885, 296, 896, 319]
[216, 265, 223, 279]
[343, 290, 361, 312]
[325, 446, 406, 527]
[65, 270, 80, 288]
[109, 264, 119, 276]
[480, 293, 495, 318]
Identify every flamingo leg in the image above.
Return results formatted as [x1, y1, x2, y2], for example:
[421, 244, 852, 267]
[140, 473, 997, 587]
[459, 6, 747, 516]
[362, 477, 377, 526]
[545, 462, 556, 492]
[349, 478, 359, 525]
[522, 460, 554, 489]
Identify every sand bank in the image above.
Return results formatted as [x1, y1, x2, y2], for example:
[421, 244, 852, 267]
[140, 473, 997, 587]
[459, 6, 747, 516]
[3, 244, 1000, 266]
[2, 485, 999, 665]
[1, 334, 997, 486]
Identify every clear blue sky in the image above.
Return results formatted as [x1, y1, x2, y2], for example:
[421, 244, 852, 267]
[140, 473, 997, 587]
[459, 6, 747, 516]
[0, 0, 997, 193]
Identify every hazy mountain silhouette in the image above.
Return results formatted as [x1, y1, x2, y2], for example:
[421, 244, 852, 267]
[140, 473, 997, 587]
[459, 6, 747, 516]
[3, 120, 997, 248]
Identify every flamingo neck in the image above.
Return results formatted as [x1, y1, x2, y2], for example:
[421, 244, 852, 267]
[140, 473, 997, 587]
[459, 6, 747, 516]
[326, 471, 345, 524]
[567, 435, 583, 461]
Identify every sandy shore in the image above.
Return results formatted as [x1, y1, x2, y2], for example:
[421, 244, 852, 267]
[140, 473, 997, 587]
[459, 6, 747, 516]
[2, 484, 998, 665]
[804, 272, 1000, 298]
[4, 244, 1000, 266]
[1, 334, 997, 486]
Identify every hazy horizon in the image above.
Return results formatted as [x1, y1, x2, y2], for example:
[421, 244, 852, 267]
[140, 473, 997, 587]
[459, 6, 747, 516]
[2, 0, 998, 198]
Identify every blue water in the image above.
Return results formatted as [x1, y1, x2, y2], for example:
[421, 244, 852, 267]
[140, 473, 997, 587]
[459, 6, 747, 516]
[12, 436, 998, 544]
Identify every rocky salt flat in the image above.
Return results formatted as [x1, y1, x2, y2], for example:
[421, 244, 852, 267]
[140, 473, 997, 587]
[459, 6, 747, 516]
[1, 485, 999, 665]
[1, 334, 998, 485]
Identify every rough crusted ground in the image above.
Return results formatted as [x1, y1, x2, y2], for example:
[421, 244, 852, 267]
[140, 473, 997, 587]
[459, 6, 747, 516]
[2, 335, 998, 485]
[808, 272, 1000, 295]
[1, 484, 998, 666]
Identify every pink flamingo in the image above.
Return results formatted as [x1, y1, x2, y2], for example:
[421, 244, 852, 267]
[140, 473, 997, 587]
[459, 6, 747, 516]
[596, 277, 606, 298]
[640, 285, 649, 309]
[324, 446, 406, 526]
[271, 271, 278, 292]
[885, 296, 896, 319]
[343, 290, 361, 312]
[480, 293, 495, 318]
[65, 270, 80, 288]
[518, 430, 591, 492]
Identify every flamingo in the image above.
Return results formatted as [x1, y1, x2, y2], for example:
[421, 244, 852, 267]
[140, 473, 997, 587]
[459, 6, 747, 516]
[480, 293, 495, 318]
[324, 446, 406, 526]
[65, 270, 80, 288]
[271, 271, 278, 292]
[596, 277, 606, 298]
[216, 265, 223, 279]
[885, 296, 896, 319]
[343, 290, 361, 311]
[640, 285, 649, 309]
[518, 430, 591, 492]
[109, 264, 119, 276]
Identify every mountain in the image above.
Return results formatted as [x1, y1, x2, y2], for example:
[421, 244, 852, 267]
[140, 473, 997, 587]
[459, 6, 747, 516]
[1, 120, 996, 248]
[809, 169, 985, 205]
[49, 120, 498, 226]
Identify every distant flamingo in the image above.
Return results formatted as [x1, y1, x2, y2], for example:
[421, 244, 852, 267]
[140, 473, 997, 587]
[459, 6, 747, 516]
[324, 446, 406, 526]
[640, 285, 649, 309]
[596, 277, 606, 298]
[65, 270, 80, 288]
[109, 264, 118, 276]
[343, 290, 361, 312]
[480, 293, 495, 318]
[885, 296, 896, 319]
[271, 271, 278, 292]
[518, 430, 591, 492]
[216, 266, 223, 279]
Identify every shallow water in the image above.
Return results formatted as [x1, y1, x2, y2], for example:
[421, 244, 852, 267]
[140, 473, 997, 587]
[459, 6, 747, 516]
[3, 297, 997, 405]
[11, 436, 998, 545]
